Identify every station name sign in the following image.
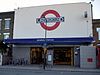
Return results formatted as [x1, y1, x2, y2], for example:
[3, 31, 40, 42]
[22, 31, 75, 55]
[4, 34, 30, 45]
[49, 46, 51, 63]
[36, 10, 65, 31]
[36, 17, 64, 23]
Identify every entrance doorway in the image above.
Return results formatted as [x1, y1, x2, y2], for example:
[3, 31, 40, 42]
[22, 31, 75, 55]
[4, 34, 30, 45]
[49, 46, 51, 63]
[53, 47, 73, 65]
[30, 47, 43, 64]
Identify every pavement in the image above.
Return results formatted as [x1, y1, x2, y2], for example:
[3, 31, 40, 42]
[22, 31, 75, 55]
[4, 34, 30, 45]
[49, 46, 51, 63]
[0, 65, 100, 73]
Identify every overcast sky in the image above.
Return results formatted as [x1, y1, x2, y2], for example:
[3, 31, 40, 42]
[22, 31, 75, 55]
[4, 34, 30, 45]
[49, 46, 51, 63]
[0, 0, 100, 19]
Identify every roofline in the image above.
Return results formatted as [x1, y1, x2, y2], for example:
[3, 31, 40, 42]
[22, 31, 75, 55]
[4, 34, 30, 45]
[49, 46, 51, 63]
[0, 11, 14, 14]
[93, 19, 100, 23]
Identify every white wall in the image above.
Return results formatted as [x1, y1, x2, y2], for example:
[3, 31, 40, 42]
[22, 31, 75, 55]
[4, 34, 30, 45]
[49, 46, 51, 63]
[14, 2, 92, 39]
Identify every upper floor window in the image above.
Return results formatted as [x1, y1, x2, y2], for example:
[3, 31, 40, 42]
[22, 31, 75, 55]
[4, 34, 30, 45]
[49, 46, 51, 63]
[96, 28, 100, 40]
[0, 19, 2, 30]
[3, 33, 10, 39]
[0, 33, 1, 36]
[4, 18, 11, 29]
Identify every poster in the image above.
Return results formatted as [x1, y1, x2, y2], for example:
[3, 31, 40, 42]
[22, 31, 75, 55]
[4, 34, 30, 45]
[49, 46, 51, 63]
[48, 55, 52, 62]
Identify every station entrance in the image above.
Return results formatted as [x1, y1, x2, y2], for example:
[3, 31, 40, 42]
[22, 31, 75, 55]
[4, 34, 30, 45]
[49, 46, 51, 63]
[30, 47, 74, 66]
[53, 47, 74, 66]
[30, 47, 43, 64]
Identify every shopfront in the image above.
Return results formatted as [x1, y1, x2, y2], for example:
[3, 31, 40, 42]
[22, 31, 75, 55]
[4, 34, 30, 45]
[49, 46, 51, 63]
[30, 47, 74, 65]
[29, 47, 73, 65]
[4, 37, 93, 66]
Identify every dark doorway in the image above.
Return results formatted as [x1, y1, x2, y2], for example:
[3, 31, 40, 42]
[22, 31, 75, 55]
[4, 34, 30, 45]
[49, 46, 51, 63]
[53, 47, 73, 65]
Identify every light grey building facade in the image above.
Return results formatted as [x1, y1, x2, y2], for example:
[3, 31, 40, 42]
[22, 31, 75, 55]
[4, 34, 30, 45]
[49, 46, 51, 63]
[3, 3, 96, 68]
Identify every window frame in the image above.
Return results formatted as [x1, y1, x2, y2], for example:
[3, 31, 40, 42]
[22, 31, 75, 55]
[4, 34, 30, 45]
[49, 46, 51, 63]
[4, 18, 11, 29]
[0, 19, 2, 30]
[3, 33, 10, 39]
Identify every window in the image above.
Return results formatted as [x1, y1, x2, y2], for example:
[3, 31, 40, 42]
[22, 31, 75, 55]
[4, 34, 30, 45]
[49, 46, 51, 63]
[3, 33, 10, 39]
[0, 33, 2, 39]
[4, 18, 11, 29]
[0, 19, 2, 30]
[96, 28, 100, 40]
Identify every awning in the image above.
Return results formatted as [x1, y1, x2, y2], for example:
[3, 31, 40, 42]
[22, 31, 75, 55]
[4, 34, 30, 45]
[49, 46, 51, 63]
[3, 37, 94, 45]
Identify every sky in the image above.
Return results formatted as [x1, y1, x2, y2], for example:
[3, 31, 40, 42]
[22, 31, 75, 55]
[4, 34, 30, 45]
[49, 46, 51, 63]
[0, 0, 100, 19]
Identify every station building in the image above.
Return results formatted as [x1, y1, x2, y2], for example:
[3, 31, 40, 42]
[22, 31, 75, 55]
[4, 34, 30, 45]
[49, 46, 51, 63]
[4, 2, 96, 68]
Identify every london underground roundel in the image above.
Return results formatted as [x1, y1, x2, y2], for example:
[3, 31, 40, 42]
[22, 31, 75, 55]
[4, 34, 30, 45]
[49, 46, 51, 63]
[36, 10, 64, 31]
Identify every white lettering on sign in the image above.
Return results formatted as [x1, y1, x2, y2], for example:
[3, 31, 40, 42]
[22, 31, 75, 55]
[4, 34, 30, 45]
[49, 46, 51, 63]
[36, 17, 64, 23]
[36, 39, 54, 41]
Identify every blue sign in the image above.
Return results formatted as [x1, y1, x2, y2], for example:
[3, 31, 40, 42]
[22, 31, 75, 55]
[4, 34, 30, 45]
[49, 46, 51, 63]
[36, 17, 64, 23]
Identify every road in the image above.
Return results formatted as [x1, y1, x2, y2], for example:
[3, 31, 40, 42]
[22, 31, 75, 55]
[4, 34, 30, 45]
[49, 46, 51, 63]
[0, 68, 100, 75]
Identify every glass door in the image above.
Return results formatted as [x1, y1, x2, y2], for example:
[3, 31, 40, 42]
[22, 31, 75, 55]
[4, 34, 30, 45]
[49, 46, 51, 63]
[53, 47, 73, 65]
[30, 47, 43, 64]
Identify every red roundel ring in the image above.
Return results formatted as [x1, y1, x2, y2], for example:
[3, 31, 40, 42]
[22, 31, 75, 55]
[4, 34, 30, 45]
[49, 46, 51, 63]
[40, 10, 60, 31]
